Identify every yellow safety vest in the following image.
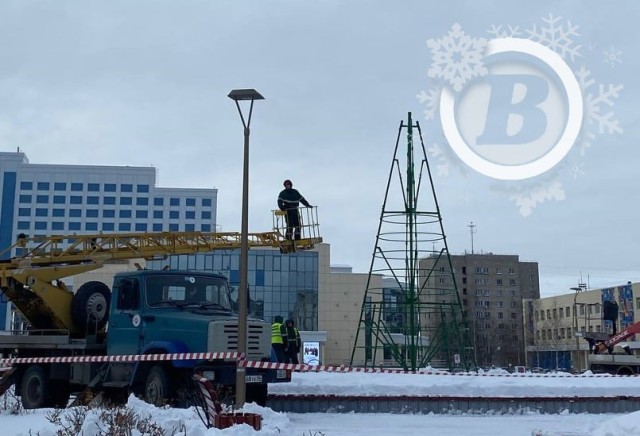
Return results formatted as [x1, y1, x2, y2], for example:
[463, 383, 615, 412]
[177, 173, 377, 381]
[271, 322, 284, 344]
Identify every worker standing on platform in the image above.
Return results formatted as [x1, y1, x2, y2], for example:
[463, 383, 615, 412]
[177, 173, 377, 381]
[271, 315, 286, 363]
[277, 179, 312, 241]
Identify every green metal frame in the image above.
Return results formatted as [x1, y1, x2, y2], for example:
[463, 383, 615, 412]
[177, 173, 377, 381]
[350, 113, 476, 372]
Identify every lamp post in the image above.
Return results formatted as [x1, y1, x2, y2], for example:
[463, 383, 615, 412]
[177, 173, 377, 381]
[228, 88, 264, 407]
[571, 284, 586, 372]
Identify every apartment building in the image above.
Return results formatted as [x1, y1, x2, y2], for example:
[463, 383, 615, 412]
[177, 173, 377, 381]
[421, 253, 540, 368]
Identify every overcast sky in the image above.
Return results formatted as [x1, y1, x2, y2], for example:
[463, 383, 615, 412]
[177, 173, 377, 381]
[0, 1, 637, 297]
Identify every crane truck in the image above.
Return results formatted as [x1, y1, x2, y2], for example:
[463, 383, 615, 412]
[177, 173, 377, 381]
[0, 208, 321, 409]
[584, 320, 640, 375]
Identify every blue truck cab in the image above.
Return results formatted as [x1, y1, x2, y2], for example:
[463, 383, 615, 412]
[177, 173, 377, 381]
[100, 269, 289, 406]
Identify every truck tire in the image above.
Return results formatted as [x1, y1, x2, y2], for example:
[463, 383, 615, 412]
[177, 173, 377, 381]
[71, 281, 111, 331]
[20, 366, 50, 409]
[144, 365, 172, 407]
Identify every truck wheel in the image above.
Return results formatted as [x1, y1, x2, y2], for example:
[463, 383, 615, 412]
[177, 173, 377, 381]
[72, 281, 111, 331]
[145, 366, 172, 407]
[246, 383, 268, 406]
[20, 366, 50, 409]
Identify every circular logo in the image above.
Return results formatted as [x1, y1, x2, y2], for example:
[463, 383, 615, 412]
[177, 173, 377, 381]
[440, 38, 583, 180]
[132, 314, 141, 327]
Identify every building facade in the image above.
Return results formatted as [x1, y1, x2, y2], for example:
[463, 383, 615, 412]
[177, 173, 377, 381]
[421, 253, 540, 369]
[525, 281, 639, 372]
[0, 150, 217, 327]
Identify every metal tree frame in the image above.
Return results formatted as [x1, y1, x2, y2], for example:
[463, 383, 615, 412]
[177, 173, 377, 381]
[350, 113, 476, 372]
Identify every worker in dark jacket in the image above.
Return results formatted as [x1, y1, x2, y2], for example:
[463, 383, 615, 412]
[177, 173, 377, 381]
[278, 179, 312, 241]
[282, 318, 302, 364]
[271, 315, 286, 363]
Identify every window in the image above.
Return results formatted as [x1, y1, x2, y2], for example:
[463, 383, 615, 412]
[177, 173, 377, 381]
[201, 224, 211, 232]
[136, 210, 148, 219]
[546, 309, 551, 319]
[104, 183, 116, 192]
[35, 208, 48, 217]
[17, 221, 29, 230]
[87, 196, 99, 205]
[170, 198, 179, 206]
[19, 194, 32, 203]
[88, 183, 100, 192]
[37, 182, 50, 190]
[495, 268, 502, 275]
[136, 184, 149, 193]
[135, 223, 148, 231]
[509, 279, 516, 286]
[102, 222, 114, 231]
[559, 308, 564, 318]
[70, 196, 82, 204]
[153, 223, 163, 231]
[120, 197, 132, 205]
[119, 210, 132, 218]
[71, 183, 83, 191]
[103, 210, 115, 218]
[18, 208, 30, 217]
[136, 197, 149, 206]
[186, 211, 195, 219]
[118, 223, 131, 231]
[186, 198, 196, 207]
[509, 267, 515, 274]
[104, 196, 116, 205]
[69, 222, 81, 231]
[202, 198, 212, 207]
[169, 223, 179, 231]
[169, 211, 179, 219]
[52, 222, 64, 231]
[566, 306, 571, 317]
[86, 210, 99, 218]
[201, 211, 211, 220]
[85, 222, 98, 231]
[540, 310, 545, 320]
[36, 195, 48, 204]
[121, 184, 133, 192]
[52, 208, 64, 217]
[20, 181, 33, 190]
[70, 209, 82, 218]
[53, 195, 65, 204]
[154, 197, 164, 206]
[496, 278, 503, 286]
[153, 210, 163, 219]
[54, 182, 66, 191]
[185, 224, 195, 231]
[510, 312, 517, 319]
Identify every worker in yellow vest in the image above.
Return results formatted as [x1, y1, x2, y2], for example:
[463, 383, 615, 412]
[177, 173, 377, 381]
[271, 315, 286, 363]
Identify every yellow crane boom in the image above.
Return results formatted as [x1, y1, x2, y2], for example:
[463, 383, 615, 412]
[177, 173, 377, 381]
[0, 209, 322, 335]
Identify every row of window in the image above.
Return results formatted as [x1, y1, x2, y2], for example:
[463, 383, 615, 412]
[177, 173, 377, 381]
[18, 194, 212, 207]
[536, 325, 603, 341]
[464, 266, 517, 275]
[465, 289, 517, 297]
[475, 311, 518, 319]
[17, 222, 212, 232]
[474, 300, 519, 309]
[471, 278, 517, 286]
[17, 208, 212, 220]
[20, 182, 150, 193]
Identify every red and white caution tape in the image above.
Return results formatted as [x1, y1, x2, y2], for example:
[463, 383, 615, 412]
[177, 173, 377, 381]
[0, 351, 240, 365]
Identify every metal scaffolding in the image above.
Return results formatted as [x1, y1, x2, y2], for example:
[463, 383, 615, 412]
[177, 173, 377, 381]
[350, 113, 476, 372]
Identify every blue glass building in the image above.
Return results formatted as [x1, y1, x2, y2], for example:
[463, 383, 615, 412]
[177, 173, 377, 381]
[147, 249, 319, 329]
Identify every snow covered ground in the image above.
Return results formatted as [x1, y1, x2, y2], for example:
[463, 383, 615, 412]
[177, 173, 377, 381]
[2, 369, 640, 435]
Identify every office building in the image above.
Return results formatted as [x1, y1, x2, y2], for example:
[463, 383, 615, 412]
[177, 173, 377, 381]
[0, 150, 217, 327]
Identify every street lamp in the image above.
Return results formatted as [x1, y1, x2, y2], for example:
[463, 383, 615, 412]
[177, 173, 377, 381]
[571, 284, 586, 372]
[228, 88, 264, 407]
